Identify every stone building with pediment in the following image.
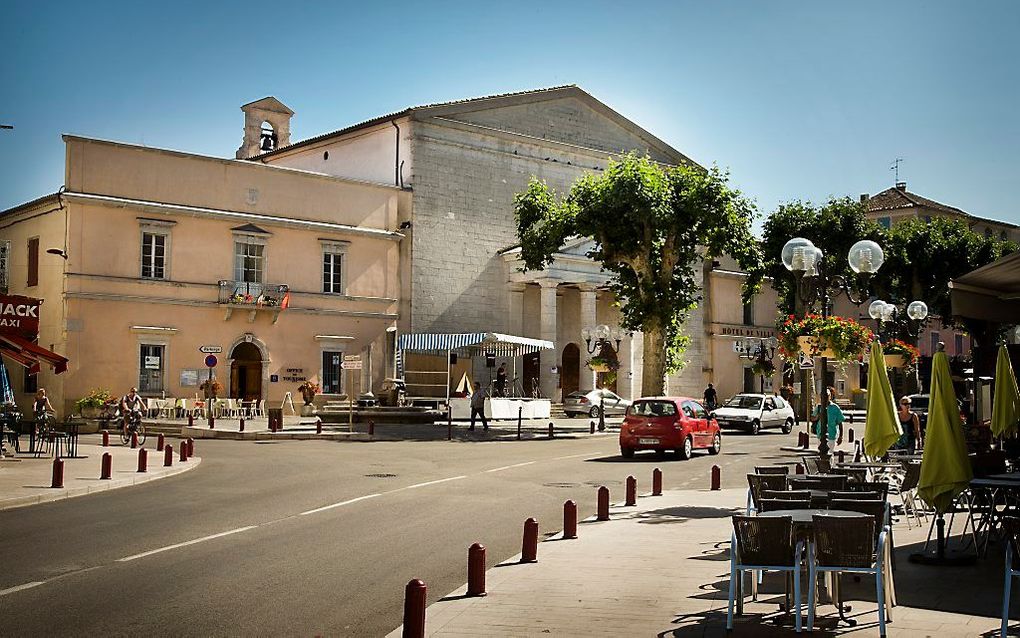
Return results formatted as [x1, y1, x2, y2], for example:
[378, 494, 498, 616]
[247, 86, 795, 402]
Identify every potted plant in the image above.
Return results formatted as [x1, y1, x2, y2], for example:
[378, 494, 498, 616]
[75, 388, 113, 419]
[751, 359, 776, 378]
[777, 314, 874, 364]
[297, 380, 320, 406]
[586, 356, 620, 374]
[200, 377, 223, 400]
[883, 339, 920, 369]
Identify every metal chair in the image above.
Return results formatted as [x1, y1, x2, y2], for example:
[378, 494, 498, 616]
[762, 490, 812, 501]
[728, 515, 803, 632]
[889, 462, 926, 527]
[755, 465, 790, 475]
[807, 514, 888, 636]
[747, 473, 788, 514]
[832, 467, 868, 484]
[828, 490, 883, 501]
[789, 475, 847, 492]
[759, 498, 811, 512]
[1000, 517, 1020, 637]
[829, 498, 897, 596]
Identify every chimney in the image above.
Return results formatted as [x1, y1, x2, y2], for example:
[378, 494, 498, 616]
[895, 181, 907, 192]
[859, 194, 870, 203]
[236, 97, 294, 159]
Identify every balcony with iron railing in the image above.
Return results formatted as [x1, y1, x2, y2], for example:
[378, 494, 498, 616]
[217, 280, 289, 323]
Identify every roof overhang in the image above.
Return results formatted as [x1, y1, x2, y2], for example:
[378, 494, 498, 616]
[950, 251, 1020, 323]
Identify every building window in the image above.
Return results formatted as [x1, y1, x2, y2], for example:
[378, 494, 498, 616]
[878, 217, 891, 229]
[322, 242, 347, 294]
[27, 237, 39, 287]
[742, 300, 754, 326]
[0, 240, 10, 293]
[235, 241, 264, 283]
[141, 232, 168, 279]
[930, 331, 940, 354]
[955, 334, 964, 355]
[23, 367, 38, 394]
[322, 350, 343, 394]
[139, 343, 165, 394]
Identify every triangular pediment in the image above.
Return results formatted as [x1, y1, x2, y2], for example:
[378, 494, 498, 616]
[557, 237, 597, 258]
[416, 86, 692, 166]
[241, 96, 294, 115]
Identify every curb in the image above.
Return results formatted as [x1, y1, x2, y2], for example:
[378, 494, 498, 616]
[0, 456, 202, 512]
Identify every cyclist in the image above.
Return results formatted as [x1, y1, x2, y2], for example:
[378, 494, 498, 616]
[33, 388, 54, 419]
[120, 387, 145, 439]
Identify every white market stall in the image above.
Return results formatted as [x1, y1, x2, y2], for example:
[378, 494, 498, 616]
[397, 332, 553, 420]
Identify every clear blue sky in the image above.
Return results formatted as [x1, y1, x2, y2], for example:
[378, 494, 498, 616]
[3, 1, 1018, 226]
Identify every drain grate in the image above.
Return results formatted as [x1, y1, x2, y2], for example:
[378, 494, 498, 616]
[542, 482, 581, 489]
[365, 473, 397, 478]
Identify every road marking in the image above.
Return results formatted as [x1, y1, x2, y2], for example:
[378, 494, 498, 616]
[549, 453, 589, 461]
[117, 526, 258, 562]
[485, 461, 536, 473]
[299, 493, 382, 516]
[396, 476, 467, 490]
[0, 581, 45, 597]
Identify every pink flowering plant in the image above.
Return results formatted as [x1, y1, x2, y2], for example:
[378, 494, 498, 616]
[777, 314, 874, 364]
[883, 339, 920, 368]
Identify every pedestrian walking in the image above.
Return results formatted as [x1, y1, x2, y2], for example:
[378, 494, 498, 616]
[892, 396, 922, 451]
[470, 380, 489, 431]
[703, 383, 718, 411]
[810, 386, 844, 447]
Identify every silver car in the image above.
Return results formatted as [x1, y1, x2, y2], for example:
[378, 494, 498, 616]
[564, 389, 632, 419]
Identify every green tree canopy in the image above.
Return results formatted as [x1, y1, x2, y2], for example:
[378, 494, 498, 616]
[514, 154, 763, 395]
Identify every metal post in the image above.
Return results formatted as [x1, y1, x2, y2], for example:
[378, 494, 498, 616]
[445, 347, 452, 407]
[598, 394, 606, 431]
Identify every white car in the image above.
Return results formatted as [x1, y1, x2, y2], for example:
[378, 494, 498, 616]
[710, 393, 795, 435]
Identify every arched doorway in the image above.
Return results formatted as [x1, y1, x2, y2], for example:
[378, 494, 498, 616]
[230, 342, 263, 400]
[561, 343, 580, 396]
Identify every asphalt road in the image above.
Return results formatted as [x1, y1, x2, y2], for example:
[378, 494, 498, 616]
[0, 420, 798, 637]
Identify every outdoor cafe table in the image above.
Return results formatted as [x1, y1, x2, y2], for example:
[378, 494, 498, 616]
[967, 478, 1020, 555]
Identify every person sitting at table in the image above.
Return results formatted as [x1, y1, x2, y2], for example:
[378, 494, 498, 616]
[810, 386, 844, 447]
[892, 396, 921, 452]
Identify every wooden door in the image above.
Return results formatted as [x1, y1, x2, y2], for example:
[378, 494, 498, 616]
[561, 343, 580, 396]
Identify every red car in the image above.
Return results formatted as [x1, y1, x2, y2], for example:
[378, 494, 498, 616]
[619, 397, 722, 460]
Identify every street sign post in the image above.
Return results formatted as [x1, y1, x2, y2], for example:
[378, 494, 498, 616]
[204, 355, 218, 368]
[798, 353, 815, 370]
[199, 345, 222, 354]
[342, 355, 363, 430]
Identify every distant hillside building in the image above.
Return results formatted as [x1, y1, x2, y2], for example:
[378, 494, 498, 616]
[864, 181, 1017, 242]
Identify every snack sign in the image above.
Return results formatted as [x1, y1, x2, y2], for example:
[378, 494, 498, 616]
[0, 295, 41, 337]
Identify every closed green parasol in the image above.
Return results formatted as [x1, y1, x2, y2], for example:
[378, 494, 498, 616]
[918, 351, 972, 513]
[863, 340, 900, 458]
[991, 344, 1020, 438]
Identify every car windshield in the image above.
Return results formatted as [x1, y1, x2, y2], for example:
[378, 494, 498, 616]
[724, 395, 762, 410]
[629, 401, 677, 417]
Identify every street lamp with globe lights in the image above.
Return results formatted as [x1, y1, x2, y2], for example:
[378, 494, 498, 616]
[737, 336, 778, 393]
[868, 299, 929, 340]
[582, 323, 626, 431]
[781, 237, 884, 459]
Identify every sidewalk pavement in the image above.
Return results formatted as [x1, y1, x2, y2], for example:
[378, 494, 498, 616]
[387, 485, 1010, 637]
[0, 438, 200, 511]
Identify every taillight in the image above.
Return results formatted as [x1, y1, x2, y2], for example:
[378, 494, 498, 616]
[579, 397, 589, 404]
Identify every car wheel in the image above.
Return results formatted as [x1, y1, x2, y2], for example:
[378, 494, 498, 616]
[589, 405, 600, 419]
[708, 433, 721, 455]
[782, 418, 794, 434]
[749, 420, 761, 435]
[677, 436, 693, 460]
[620, 447, 634, 459]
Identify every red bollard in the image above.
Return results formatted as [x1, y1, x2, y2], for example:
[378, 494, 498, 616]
[797, 431, 808, 448]
[590, 420, 595, 434]
[652, 467, 662, 496]
[711, 464, 721, 491]
[402, 579, 427, 638]
[316, 418, 322, 435]
[597, 486, 610, 521]
[838, 450, 846, 464]
[548, 422, 554, 439]
[188, 413, 194, 428]
[368, 420, 375, 436]
[156, 433, 165, 452]
[137, 448, 148, 473]
[796, 462, 805, 475]
[848, 427, 855, 443]
[164, 445, 173, 467]
[131, 431, 138, 449]
[563, 500, 577, 539]
[467, 543, 487, 597]
[187, 438, 194, 457]
[521, 518, 539, 563]
[100, 452, 112, 480]
[51, 458, 64, 488]
[178, 440, 187, 462]
[102, 430, 109, 447]
[239, 417, 245, 432]
[626, 475, 637, 506]
[208, 414, 215, 430]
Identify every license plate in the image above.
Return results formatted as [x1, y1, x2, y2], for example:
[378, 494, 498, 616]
[638, 438, 659, 445]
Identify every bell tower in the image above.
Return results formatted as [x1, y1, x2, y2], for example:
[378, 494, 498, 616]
[236, 97, 294, 159]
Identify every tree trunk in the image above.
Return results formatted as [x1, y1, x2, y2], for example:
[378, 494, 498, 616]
[642, 327, 667, 396]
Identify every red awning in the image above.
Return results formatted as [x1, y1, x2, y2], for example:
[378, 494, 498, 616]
[0, 333, 68, 374]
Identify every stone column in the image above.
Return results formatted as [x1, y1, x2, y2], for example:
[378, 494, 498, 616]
[507, 283, 526, 337]
[537, 279, 560, 401]
[577, 283, 598, 392]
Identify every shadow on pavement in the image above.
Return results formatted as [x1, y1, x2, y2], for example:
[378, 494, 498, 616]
[634, 505, 742, 525]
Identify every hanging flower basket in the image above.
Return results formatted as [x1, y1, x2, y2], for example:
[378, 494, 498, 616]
[751, 358, 776, 378]
[586, 356, 619, 374]
[882, 339, 920, 369]
[778, 314, 874, 364]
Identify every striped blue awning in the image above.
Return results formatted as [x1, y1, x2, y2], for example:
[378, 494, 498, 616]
[397, 332, 553, 357]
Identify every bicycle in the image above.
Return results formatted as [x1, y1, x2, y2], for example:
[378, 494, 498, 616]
[32, 410, 56, 454]
[120, 409, 147, 446]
